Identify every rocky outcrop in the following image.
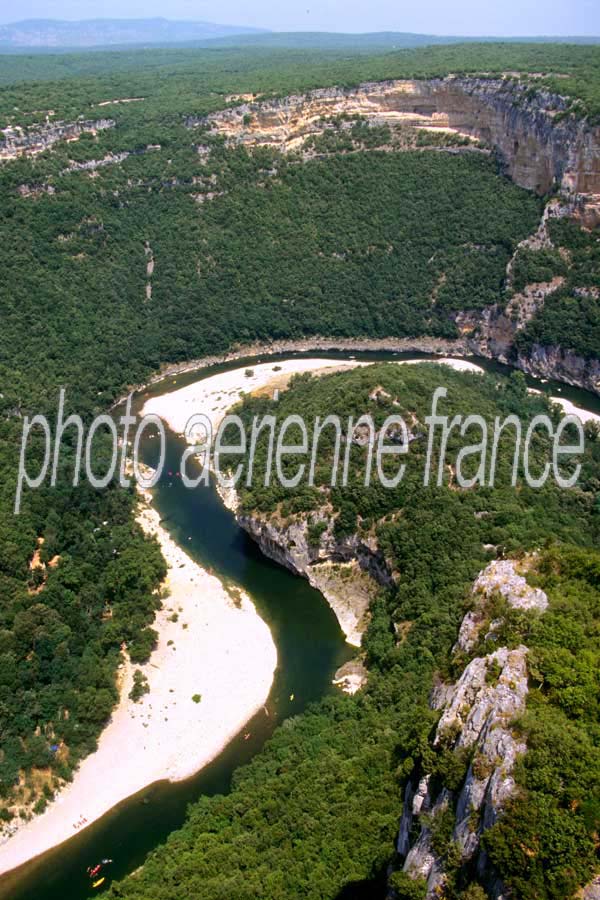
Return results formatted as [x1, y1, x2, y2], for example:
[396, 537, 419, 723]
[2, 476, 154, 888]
[400, 647, 528, 899]
[192, 76, 600, 203]
[17, 183, 56, 198]
[0, 118, 115, 161]
[238, 512, 394, 646]
[332, 658, 368, 695]
[584, 876, 600, 899]
[514, 343, 600, 394]
[394, 559, 548, 899]
[61, 151, 130, 174]
[144, 240, 155, 301]
[452, 195, 600, 394]
[457, 302, 600, 394]
[456, 558, 548, 655]
[455, 302, 600, 394]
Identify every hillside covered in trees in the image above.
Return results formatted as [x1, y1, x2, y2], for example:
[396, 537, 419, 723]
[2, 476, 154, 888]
[108, 363, 600, 899]
[0, 35, 599, 898]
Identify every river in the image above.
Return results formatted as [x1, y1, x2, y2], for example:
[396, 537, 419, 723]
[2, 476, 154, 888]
[2, 350, 599, 900]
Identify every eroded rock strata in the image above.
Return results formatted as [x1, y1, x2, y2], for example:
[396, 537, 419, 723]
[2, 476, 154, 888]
[238, 512, 394, 646]
[392, 558, 548, 899]
[193, 77, 600, 203]
[0, 118, 115, 160]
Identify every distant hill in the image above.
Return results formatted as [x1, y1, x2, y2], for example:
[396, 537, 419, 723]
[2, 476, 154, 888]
[0, 18, 268, 50]
[205, 31, 600, 51]
[0, 22, 598, 54]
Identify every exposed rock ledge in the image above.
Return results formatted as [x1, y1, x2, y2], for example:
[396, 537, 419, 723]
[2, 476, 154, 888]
[394, 558, 548, 899]
[454, 195, 600, 396]
[458, 307, 600, 396]
[0, 119, 115, 160]
[191, 76, 600, 205]
[332, 659, 368, 696]
[237, 512, 394, 646]
[585, 876, 600, 899]
[457, 557, 548, 654]
[515, 343, 600, 395]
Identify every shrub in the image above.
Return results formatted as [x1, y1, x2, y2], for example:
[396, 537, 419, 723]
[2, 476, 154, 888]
[388, 871, 428, 899]
[129, 670, 150, 703]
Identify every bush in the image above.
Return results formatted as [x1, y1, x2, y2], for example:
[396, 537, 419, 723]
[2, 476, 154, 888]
[129, 670, 150, 703]
[33, 797, 47, 815]
[388, 871, 428, 899]
[460, 887, 488, 900]
[129, 628, 158, 664]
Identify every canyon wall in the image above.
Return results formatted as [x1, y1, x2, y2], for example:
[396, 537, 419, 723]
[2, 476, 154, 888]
[3, 76, 598, 394]
[237, 511, 394, 646]
[195, 76, 600, 202]
[193, 80, 600, 394]
[0, 118, 115, 160]
[453, 302, 600, 395]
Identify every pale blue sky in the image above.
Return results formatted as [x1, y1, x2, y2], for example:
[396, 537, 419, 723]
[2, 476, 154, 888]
[0, 0, 597, 36]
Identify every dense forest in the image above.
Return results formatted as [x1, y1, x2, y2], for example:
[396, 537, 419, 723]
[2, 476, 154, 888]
[2, 41, 600, 120]
[0, 35, 599, 898]
[108, 364, 600, 899]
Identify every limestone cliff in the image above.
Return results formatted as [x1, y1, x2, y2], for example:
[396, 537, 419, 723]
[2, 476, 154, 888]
[455, 284, 600, 395]
[189, 77, 600, 394]
[455, 197, 600, 394]
[392, 558, 548, 899]
[0, 119, 115, 160]
[191, 76, 600, 205]
[237, 511, 394, 646]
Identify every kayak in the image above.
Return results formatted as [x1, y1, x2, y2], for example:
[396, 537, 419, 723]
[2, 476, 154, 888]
[92, 878, 105, 889]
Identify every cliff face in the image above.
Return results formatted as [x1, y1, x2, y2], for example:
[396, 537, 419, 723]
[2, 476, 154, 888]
[195, 76, 600, 204]
[431, 78, 599, 198]
[237, 512, 394, 646]
[454, 303, 600, 394]
[191, 77, 600, 395]
[0, 119, 115, 161]
[455, 194, 600, 394]
[513, 343, 600, 393]
[393, 558, 548, 899]
[455, 289, 600, 395]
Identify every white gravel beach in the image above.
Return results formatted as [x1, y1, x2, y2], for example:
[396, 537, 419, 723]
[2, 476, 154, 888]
[0, 492, 276, 876]
[528, 389, 600, 425]
[142, 358, 368, 434]
[550, 395, 600, 425]
[142, 356, 485, 436]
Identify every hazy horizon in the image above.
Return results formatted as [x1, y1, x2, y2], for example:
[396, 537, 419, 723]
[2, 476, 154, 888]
[0, 0, 597, 38]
